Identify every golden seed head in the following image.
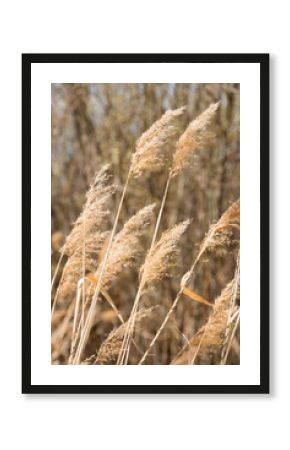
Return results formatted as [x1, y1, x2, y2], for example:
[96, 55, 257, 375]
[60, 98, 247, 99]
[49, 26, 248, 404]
[130, 106, 186, 177]
[171, 102, 219, 177]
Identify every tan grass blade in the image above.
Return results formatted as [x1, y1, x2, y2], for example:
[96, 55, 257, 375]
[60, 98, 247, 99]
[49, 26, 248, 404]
[85, 274, 124, 324]
[182, 287, 213, 308]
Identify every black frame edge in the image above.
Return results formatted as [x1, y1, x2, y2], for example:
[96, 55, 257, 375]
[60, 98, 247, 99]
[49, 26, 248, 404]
[259, 54, 270, 394]
[22, 54, 32, 393]
[22, 53, 270, 394]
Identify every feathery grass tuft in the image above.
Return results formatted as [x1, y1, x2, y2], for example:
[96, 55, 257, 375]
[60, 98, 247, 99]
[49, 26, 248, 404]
[140, 219, 190, 289]
[171, 102, 219, 177]
[62, 165, 115, 257]
[100, 203, 156, 288]
[131, 106, 186, 177]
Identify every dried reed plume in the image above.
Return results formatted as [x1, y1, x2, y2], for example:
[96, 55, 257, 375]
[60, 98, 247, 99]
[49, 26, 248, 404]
[198, 198, 240, 257]
[130, 106, 186, 177]
[172, 270, 240, 365]
[83, 307, 157, 365]
[149, 103, 219, 260]
[62, 165, 115, 256]
[138, 199, 239, 364]
[56, 232, 109, 305]
[171, 102, 220, 177]
[99, 203, 156, 288]
[117, 220, 190, 365]
[51, 165, 115, 312]
[140, 220, 190, 289]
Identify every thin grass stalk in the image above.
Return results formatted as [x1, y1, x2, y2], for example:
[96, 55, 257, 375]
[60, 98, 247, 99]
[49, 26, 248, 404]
[68, 277, 124, 364]
[220, 256, 240, 363]
[190, 329, 206, 365]
[81, 218, 86, 331]
[117, 285, 146, 365]
[151, 176, 171, 248]
[51, 270, 64, 316]
[220, 311, 240, 365]
[51, 248, 65, 293]
[69, 278, 84, 362]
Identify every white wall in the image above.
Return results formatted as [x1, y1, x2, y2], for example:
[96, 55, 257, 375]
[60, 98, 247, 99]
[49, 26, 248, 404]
[0, 1, 286, 449]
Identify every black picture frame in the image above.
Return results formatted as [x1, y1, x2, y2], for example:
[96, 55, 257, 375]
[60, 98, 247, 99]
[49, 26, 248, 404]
[22, 53, 269, 394]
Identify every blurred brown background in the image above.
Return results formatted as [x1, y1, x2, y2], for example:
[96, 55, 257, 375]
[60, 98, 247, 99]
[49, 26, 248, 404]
[51, 83, 240, 364]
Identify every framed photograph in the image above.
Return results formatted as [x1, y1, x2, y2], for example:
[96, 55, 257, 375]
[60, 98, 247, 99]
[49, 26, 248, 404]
[22, 53, 269, 394]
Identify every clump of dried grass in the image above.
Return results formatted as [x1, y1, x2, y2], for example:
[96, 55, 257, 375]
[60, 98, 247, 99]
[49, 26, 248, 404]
[52, 97, 241, 367]
[73, 108, 187, 364]
[172, 267, 240, 365]
[140, 220, 190, 289]
[51, 165, 115, 312]
[68, 202, 155, 363]
[73, 204, 156, 364]
[101, 203, 156, 289]
[56, 231, 109, 304]
[62, 165, 115, 256]
[83, 307, 157, 365]
[130, 106, 186, 177]
[116, 104, 220, 365]
[197, 198, 240, 257]
[117, 220, 190, 365]
[138, 199, 239, 364]
[51, 167, 116, 361]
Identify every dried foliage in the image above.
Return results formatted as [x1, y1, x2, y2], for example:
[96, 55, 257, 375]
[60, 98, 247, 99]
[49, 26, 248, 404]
[51, 83, 240, 365]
